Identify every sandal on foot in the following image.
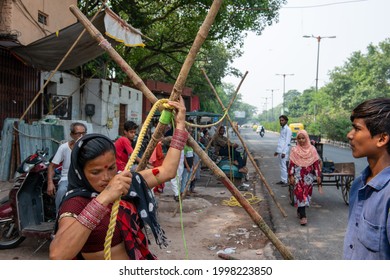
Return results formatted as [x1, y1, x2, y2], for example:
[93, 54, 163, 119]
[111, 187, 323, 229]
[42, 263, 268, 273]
[300, 217, 307, 226]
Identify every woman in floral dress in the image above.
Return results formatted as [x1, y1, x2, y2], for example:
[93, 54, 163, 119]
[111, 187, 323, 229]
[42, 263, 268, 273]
[288, 130, 322, 226]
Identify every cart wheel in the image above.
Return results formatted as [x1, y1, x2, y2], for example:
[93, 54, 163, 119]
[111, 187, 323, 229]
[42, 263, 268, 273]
[288, 184, 294, 206]
[341, 176, 352, 205]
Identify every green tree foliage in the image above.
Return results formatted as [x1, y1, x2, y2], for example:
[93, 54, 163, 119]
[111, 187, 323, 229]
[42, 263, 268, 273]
[77, 0, 285, 91]
[323, 39, 390, 112]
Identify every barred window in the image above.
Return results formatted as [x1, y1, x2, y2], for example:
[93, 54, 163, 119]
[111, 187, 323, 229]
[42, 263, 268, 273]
[38, 11, 48, 25]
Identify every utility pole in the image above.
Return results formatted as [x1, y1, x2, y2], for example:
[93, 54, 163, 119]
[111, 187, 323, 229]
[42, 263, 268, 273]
[303, 35, 336, 121]
[303, 35, 336, 92]
[275, 74, 294, 114]
[266, 89, 279, 121]
[262, 97, 268, 121]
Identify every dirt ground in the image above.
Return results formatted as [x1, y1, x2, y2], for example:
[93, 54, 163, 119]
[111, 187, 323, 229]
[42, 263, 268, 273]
[148, 169, 275, 260]
[0, 169, 275, 260]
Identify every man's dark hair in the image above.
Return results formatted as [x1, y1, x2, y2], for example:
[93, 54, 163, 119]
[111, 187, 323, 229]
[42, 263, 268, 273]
[279, 115, 289, 122]
[70, 122, 87, 133]
[124, 121, 138, 131]
[351, 97, 390, 153]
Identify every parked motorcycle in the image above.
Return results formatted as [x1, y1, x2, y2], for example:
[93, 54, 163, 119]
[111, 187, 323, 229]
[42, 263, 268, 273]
[0, 148, 58, 249]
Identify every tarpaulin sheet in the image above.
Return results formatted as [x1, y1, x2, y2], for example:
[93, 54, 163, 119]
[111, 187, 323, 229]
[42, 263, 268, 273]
[10, 12, 118, 71]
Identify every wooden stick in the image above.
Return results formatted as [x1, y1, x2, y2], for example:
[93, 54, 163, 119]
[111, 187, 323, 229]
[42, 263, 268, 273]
[69, 2, 294, 260]
[201, 68, 288, 217]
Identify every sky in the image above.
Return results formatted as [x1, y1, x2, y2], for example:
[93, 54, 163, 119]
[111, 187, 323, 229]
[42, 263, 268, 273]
[223, 0, 389, 114]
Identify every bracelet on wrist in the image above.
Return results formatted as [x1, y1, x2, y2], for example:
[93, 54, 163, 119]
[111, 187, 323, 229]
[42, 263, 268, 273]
[76, 198, 110, 231]
[170, 128, 188, 150]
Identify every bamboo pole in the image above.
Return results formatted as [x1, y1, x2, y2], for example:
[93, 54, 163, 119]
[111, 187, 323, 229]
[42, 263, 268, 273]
[69, 2, 294, 260]
[202, 69, 288, 217]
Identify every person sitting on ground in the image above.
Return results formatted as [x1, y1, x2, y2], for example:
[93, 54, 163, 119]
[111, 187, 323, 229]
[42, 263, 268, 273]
[49, 98, 187, 260]
[213, 126, 247, 173]
[200, 128, 210, 147]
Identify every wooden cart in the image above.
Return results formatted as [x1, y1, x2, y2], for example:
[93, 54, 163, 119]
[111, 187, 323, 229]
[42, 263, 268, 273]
[321, 162, 355, 205]
[288, 162, 355, 206]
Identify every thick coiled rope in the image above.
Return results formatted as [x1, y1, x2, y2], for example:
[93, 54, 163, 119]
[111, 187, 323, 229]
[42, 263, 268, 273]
[221, 192, 262, 207]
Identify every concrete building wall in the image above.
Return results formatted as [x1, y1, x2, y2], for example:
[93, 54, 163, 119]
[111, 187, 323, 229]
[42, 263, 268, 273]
[38, 76, 143, 141]
[84, 79, 143, 140]
[3, 0, 77, 45]
[41, 71, 82, 120]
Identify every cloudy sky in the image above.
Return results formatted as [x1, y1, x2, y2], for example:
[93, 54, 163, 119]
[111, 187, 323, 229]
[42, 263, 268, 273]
[223, 0, 389, 113]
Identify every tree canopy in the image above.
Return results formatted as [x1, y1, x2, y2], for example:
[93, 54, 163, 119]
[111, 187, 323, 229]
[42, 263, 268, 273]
[76, 0, 285, 109]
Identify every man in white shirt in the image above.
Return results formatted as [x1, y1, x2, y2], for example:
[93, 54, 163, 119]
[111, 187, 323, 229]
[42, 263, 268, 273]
[274, 115, 292, 185]
[207, 122, 217, 137]
[47, 122, 87, 212]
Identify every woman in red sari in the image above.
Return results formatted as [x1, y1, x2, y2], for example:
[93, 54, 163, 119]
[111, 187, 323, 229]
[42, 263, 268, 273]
[288, 130, 322, 226]
[49, 98, 187, 259]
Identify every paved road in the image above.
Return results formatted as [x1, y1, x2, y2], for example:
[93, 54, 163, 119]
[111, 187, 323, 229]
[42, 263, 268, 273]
[239, 127, 365, 260]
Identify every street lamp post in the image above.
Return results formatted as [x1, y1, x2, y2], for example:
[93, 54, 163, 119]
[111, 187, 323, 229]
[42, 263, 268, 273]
[266, 89, 279, 121]
[262, 97, 268, 121]
[276, 74, 294, 114]
[303, 35, 336, 92]
[303, 35, 336, 122]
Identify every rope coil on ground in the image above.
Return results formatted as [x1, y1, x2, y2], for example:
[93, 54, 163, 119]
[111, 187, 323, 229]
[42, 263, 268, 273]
[221, 192, 262, 207]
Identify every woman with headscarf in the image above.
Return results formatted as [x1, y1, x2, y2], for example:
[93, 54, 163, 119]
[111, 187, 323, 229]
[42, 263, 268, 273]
[49, 98, 187, 259]
[288, 129, 322, 226]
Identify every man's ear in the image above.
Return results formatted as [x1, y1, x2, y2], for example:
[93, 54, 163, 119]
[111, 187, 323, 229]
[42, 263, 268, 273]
[377, 133, 390, 148]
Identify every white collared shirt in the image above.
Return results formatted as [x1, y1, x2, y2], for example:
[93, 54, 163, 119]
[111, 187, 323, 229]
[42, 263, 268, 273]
[276, 125, 292, 154]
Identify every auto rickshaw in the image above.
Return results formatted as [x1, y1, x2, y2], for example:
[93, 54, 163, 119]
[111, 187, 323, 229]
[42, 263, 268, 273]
[289, 123, 304, 141]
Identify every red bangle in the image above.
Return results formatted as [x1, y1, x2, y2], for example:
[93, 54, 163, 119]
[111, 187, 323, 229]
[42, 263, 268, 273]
[76, 198, 110, 231]
[170, 129, 188, 150]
